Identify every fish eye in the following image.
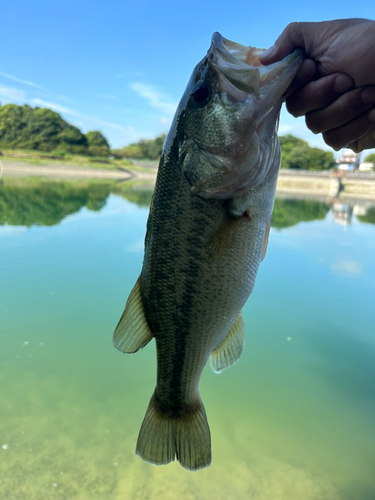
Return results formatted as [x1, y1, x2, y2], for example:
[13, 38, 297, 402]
[191, 82, 211, 105]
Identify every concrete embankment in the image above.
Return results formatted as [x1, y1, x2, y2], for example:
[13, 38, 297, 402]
[276, 170, 375, 200]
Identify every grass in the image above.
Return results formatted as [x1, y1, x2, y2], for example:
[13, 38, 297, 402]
[0, 149, 156, 174]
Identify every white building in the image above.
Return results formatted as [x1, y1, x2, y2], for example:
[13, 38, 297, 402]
[359, 162, 374, 172]
[336, 150, 360, 171]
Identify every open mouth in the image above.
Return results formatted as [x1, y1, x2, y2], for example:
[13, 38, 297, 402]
[209, 32, 303, 95]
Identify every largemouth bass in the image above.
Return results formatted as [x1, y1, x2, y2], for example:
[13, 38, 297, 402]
[114, 33, 302, 471]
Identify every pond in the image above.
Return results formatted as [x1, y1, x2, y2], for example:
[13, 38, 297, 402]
[1, 178, 375, 500]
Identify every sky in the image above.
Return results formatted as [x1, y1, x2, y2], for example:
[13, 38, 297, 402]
[0, 0, 374, 158]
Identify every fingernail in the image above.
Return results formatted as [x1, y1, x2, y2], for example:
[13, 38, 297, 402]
[362, 87, 375, 104]
[368, 108, 375, 122]
[334, 74, 353, 93]
[260, 45, 275, 60]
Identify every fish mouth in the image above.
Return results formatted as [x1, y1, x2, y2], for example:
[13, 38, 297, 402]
[209, 32, 303, 102]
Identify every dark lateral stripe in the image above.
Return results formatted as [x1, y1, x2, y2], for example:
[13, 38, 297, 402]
[168, 196, 208, 408]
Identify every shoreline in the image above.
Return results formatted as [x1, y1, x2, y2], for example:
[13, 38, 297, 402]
[1, 160, 375, 201]
[0, 160, 156, 182]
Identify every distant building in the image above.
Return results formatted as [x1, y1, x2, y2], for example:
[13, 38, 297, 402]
[336, 150, 360, 171]
[359, 162, 374, 172]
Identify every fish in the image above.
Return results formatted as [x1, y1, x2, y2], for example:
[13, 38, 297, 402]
[113, 33, 303, 471]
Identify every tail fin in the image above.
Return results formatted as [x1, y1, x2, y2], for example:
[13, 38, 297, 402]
[136, 392, 211, 471]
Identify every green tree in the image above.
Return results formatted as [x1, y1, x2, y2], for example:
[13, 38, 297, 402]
[0, 103, 113, 155]
[364, 153, 375, 163]
[122, 134, 166, 160]
[279, 134, 334, 170]
[121, 144, 143, 158]
[85, 131, 110, 157]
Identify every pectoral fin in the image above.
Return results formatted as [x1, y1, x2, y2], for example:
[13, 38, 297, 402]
[113, 277, 153, 353]
[208, 208, 242, 259]
[210, 312, 245, 373]
[261, 217, 271, 262]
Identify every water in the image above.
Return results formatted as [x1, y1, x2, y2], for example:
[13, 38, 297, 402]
[1, 178, 375, 500]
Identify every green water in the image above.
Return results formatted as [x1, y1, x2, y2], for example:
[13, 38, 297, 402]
[1, 179, 375, 500]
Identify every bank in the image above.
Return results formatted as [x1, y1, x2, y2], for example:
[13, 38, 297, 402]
[1, 159, 375, 200]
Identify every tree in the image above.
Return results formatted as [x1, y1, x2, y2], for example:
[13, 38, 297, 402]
[364, 153, 375, 163]
[121, 134, 166, 160]
[0, 103, 111, 155]
[85, 131, 110, 157]
[279, 134, 334, 170]
[121, 144, 143, 159]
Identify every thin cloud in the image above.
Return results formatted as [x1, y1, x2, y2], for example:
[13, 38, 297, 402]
[130, 82, 177, 116]
[31, 99, 74, 116]
[96, 93, 118, 101]
[0, 85, 26, 102]
[0, 71, 48, 92]
[330, 260, 362, 277]
[31, 98, 133, 132]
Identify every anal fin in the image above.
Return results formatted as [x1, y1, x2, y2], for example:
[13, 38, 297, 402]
[210, 311, 245, 373]
[113, 277, 153, 353]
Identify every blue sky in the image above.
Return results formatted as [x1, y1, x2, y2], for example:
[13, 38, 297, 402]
[1, 0, 374, 157]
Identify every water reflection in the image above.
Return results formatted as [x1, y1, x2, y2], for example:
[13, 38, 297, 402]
[332, 202, 353, 226]
[356, 205, 375, 225]
[1, 178, 375, 228]
[0, 179, 152, 226]
[272, 198, 330, 228]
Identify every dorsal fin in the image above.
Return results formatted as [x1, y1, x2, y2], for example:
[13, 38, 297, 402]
[210, 311, 245, 373]
[113, 277, 153, 353]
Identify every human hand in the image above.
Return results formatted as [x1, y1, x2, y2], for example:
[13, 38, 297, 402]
[260, 19, 375, 152]
[287, 74, 375, 152]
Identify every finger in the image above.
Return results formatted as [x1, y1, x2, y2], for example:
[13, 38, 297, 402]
[286, 73, 354, 116]
[347, 110, 375, 152]
[283, 59, 316, 98]
[347, 127, 375, 153]
[322, 107, 375, 151]
[305, 86, 375, 133]
[259, 22, 314, 64]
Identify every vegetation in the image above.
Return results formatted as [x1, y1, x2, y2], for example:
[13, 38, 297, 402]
[0, 103, 109, 157]
[0, 148, 141, 172]
[113, 134, 166, 160]
[279, 134, 334, 170]
[364, 153, 375, 163]
[0, 101, 335, 172]
[85, 130, 110, 157]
